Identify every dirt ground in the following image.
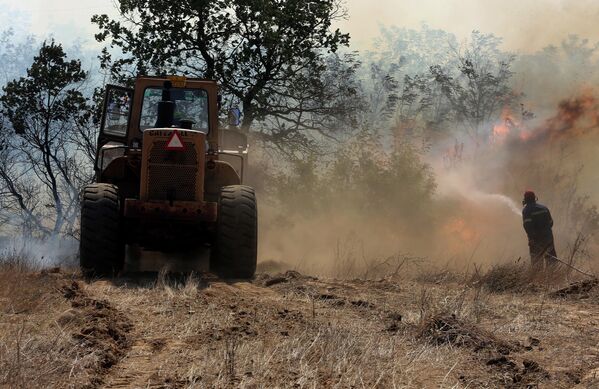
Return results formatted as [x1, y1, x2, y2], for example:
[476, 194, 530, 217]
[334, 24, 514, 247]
[2, 261, 599, 388]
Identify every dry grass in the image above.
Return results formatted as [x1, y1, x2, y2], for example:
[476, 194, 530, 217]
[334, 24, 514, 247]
[0, 249, 33, 273]
[79, 268, 597, 387]
[418, 314, 515, 353]
[0, 269, 91, 388]
[415, 264, 466, 285]
[0, 318, 103, 388]
[79, 274, 466, 387]
[0, 249, 128, 388]
[2, 257, 599, 388]
[471, 263, 534, 293]
[468, 262, 577, 295]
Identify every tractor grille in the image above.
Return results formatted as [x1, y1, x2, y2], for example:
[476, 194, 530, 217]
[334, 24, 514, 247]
[147, 141, 198, 201]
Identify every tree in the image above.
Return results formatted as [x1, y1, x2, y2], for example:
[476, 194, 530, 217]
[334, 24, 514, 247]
[429, 31, 519, 142]
[357, 26, 504, 147]
[0, 29, 37, 86]
[93, 0, 361, 153]
[0, 40, 94, 237]
[513, 35, 599, 111]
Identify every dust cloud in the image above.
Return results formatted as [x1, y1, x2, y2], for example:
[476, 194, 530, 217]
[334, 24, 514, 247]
[255, 4, 599, 277]
[257, 91, 599, 278]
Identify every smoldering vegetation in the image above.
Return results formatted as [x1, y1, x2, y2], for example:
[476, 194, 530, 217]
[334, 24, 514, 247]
[0, 237, 78, 271]
[0, 16, 597, 278]
[256, 27, 599, 277]
[2, 6, 599, 389]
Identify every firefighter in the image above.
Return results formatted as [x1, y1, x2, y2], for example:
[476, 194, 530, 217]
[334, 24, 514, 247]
[522, 191, 557, 269]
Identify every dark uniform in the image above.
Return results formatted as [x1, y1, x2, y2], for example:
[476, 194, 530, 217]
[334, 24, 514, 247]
[522, 201, 557, 269]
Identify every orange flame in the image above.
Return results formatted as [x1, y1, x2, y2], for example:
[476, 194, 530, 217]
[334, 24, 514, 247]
[442, 218, 480, 246]
[493, 123, 510, 137]
[518, 89, 599, 145]
[491, 108, 519, 144]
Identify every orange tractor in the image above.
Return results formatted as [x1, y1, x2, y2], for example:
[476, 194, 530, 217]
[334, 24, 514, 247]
[80, 76, 257, 278]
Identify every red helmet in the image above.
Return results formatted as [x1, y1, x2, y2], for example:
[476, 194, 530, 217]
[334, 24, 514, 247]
[523, 190, 537, 204]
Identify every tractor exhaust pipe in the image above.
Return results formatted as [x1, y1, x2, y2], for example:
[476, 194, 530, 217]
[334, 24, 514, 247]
[155, 80, 175, 128]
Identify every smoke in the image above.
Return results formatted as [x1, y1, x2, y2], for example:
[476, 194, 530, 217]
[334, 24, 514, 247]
[435, 165, 522, 217]
[342, 0, 599, 53]
[433, 90, 599, 267]
[0, 235, 78, 269]
[256, 87, 599, 277]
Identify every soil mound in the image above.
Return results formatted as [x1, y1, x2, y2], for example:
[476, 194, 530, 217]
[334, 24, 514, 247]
[61, 282, 132, 380]
[419, 314, 515, 354]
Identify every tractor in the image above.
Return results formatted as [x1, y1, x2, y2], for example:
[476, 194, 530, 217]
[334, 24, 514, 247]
[80, 76, 257, 278]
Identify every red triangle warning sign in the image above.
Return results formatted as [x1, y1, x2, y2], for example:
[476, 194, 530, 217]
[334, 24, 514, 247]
[165, 130, 186, 151]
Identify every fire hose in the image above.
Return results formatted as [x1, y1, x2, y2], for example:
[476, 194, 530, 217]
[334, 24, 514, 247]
[546, 253, 597, 279]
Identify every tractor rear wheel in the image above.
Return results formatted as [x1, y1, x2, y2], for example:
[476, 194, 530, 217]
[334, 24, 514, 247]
[211, 185, 258, 279]
[79, 184, 125, 276]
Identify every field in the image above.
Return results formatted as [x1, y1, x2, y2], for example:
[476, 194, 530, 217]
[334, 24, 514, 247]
[1, 255, 599, 389]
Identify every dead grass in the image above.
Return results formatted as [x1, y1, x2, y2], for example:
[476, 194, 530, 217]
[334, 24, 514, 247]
[469, 262, 573, 294]
[418, 314, 515, 354]
[2, 260, 599, 388]
[0, 270, 94, 388]
[0, 247, 130, 389]
[549, 277, 598, 298]
[0, 249, 33, 273]
[79, 274, 469, 387]
[471, 263, 534, 293]
[415, 266, 466, 285]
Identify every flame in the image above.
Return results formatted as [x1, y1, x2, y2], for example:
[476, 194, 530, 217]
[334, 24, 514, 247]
[519, 130, 532, 141]
[442, 217, 480, 247]
[491, 108, 519, 144]
[491, 90, 599, 148]
[520, 89, 599, 145]
[493, 123, 510, 137]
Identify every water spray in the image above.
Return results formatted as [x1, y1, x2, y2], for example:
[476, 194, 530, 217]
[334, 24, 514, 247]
[470, 191, 522, 216]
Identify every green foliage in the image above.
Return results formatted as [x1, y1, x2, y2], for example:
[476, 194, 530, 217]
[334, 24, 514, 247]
[93, 0, 361, 152]
[0, 40, 94, 236]
[429, 32, 518, 141]
[271, 135, 436, 230]
[361, 29, 520, 144]
[2, 41, 87, 134]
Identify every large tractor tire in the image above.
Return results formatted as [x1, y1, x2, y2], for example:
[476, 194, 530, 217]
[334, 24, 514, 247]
[211, 185, 258, 279]
[79, 184, 125, 276]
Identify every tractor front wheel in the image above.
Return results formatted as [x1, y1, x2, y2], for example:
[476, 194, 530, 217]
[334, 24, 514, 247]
[210, 185, 258, 279]
[79, 184, 125, 276]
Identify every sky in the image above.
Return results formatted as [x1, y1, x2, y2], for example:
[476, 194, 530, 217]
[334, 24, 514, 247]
[1, 0, 599, 53]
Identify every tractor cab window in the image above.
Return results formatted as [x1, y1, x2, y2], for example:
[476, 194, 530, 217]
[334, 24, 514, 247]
[103, 87, 132, 138]
[140, 87, 209, 132]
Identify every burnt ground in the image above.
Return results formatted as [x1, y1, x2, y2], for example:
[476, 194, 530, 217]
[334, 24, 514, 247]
[2, 265, 599, 388]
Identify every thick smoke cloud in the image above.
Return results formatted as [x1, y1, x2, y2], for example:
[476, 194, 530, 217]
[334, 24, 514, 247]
[342, 0, 599, 53]
[258, 26, 599, 277]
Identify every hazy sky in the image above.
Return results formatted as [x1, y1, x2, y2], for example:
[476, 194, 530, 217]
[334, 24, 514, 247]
[1, 0, 598, 52]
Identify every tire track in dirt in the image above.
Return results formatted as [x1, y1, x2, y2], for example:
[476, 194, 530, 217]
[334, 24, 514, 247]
[61, 281, 133, 387]
[102, 338, 183, 388]
[8, 266, 599, 387]
[76, 271, 599, 388]
[81, 279, 175, 389]
[79, 274, 385, 387]
[82, 277, 287, 388]
[99, 281, 284, 388]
